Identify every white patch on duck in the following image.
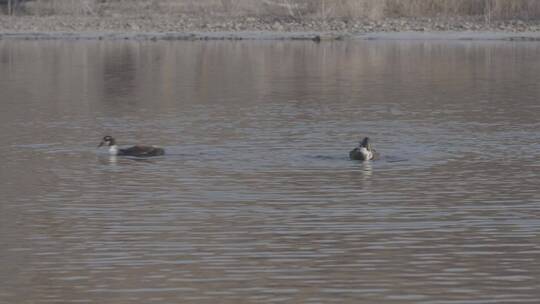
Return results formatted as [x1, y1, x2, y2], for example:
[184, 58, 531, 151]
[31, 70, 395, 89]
[108, 145, 119, 155]
[359, 147, 373, 160]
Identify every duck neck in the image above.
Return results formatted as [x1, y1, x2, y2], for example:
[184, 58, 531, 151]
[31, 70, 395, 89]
[109, 145, 119, 155]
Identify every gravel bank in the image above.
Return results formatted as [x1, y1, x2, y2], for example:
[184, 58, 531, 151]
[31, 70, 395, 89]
[1, 15, 540, 41]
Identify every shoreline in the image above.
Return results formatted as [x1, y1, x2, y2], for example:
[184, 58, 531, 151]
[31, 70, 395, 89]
[2, 31, 540, 42]
[2, 15, 540, 41]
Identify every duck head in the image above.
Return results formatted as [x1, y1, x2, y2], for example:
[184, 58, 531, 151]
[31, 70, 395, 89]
[359, 137, 372, 150]
[98, 135, 116, 147]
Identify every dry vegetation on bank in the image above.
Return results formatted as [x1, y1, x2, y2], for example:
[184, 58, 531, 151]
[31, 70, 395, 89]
[2, 0, 540, 35]
[4, 0, 540, 20]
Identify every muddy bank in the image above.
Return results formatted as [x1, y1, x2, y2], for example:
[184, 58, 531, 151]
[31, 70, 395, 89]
[3, 30, 540, 42]
[1, 15, 540, 41]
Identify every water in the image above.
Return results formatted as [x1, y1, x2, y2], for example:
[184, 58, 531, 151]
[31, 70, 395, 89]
[1, 39, 539, 303]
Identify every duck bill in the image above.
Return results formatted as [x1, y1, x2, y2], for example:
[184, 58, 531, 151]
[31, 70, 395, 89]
[98, 141, 105, 148]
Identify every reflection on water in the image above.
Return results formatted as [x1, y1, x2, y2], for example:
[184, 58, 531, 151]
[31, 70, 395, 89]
[1, 39, 540, 303]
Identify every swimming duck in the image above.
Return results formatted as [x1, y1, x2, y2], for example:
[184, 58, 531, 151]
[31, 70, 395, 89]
[98, 136, 165, 157]
[349, 137, 379, 161]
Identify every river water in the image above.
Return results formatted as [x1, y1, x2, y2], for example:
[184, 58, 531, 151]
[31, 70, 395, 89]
[1, 39, 539, 303]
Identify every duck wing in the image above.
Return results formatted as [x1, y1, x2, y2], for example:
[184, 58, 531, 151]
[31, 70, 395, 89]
[349, 147, 364, 160]
[371, 149, 380, 160]
[119, 145, 165, 157]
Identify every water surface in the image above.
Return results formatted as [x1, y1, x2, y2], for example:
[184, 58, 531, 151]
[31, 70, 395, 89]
[1, 39, 539, 303]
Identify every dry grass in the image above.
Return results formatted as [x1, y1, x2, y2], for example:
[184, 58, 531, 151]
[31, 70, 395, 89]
[12, 0, 540, 20]
[384, 0, 540, 19]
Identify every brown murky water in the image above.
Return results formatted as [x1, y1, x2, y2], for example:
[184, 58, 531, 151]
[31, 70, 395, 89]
[1, 39, 539, 303]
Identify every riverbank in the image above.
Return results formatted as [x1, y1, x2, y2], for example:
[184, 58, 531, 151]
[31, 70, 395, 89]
[1, 15, 540, 41]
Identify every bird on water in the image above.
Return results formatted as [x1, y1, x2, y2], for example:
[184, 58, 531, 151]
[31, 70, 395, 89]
[98, 136, 165, 157]
[349, 137, 379, 161]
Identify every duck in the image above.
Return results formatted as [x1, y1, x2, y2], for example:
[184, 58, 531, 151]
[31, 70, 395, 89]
[98, 135, 165, 157]
[349, 137, 379, 161]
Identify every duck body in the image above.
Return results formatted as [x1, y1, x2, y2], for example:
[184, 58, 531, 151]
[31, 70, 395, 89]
[350, 137, 379, 161]
[99, 136, 165, 157]
[117, 145, 165, 157]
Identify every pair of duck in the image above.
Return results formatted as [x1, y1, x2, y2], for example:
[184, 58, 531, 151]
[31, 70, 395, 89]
[98, 135, 378, 161]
